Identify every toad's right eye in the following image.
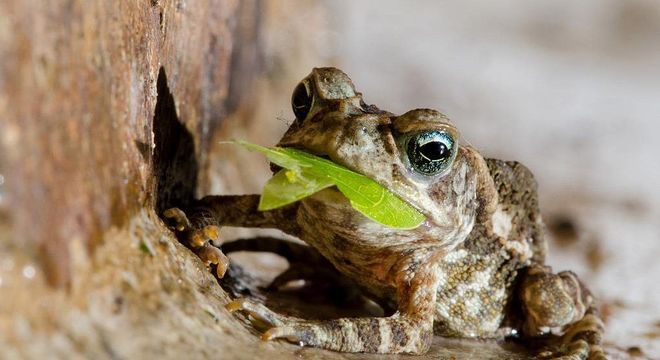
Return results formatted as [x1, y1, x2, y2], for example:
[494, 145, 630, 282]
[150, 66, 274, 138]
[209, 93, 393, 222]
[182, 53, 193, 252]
[291, 81, 312, 121]
[405, 130, 457, 177]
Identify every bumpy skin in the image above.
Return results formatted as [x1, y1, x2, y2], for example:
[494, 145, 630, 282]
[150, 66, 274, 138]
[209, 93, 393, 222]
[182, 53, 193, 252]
[164, 68, 605, 359]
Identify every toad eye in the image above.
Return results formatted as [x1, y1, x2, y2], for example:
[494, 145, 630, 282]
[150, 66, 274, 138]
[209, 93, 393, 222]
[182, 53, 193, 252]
[406, 130, 457, 176]
[291, 81, 312, 121]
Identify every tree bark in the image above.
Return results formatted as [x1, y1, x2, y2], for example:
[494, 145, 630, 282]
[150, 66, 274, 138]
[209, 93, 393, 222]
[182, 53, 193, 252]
[0, 0, 261, 287]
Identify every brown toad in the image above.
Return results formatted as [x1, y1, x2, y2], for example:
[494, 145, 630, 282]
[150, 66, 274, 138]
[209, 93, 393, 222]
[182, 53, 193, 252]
[164, 68, 605, 359]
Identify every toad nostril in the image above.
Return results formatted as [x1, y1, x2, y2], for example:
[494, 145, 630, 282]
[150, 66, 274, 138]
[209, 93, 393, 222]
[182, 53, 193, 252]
[292, 82, 312, 121]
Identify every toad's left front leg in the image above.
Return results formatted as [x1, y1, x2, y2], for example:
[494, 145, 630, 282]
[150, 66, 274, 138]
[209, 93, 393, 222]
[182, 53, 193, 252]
[230, 255, 441, 354]
[520, 265, 605, 360]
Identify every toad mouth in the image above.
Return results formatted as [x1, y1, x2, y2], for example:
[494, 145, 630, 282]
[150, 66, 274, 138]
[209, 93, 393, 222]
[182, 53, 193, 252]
[227, 141, 426, 230]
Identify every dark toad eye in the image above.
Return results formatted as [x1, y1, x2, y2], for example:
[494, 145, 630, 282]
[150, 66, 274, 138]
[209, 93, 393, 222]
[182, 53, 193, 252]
[406, 130, 457, 176]
[291, 81, 312, 121]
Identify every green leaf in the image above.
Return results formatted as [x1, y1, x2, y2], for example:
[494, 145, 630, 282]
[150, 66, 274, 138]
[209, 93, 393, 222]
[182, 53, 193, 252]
[228, 141, 426, 229]
[224, 141, 311, 172]
[259, 169, 334, 210]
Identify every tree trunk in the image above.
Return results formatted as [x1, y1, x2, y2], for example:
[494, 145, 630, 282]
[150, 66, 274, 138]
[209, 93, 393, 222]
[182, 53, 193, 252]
[0, 0, 260, 287]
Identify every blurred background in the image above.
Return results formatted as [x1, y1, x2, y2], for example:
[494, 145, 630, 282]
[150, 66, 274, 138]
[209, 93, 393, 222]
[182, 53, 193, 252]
[218, 0, 660, 356]
[1, 0, 658, 358]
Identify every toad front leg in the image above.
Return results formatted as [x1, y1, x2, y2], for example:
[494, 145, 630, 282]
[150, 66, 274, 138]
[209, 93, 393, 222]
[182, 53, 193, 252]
[519, 265, 605, 360]
[229, 253, 441, 354]
[164, 195, 301, 277]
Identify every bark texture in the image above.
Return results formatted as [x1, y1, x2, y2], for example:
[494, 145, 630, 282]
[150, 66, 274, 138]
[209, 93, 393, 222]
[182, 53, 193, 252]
[0, 0, 260, 287]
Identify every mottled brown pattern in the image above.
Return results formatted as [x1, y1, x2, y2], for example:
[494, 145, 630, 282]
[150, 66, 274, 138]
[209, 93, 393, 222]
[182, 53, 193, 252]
[486, 159, 546, 262]
[165, 68, 604, 359]
[356, 318, 381, 352]
[390, 323, 409, 348]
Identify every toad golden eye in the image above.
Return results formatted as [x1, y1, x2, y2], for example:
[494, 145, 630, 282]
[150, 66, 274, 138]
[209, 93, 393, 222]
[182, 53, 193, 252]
[406, 130, 456, 176]
[291, 81, 312, 121]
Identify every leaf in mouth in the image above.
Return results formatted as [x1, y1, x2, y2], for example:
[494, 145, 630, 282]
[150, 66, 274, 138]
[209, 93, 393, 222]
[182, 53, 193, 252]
[226, 140, 426, 230]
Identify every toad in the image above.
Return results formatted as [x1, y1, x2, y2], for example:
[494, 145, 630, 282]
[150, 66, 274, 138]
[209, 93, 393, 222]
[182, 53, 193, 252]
[164, 68, 604, 359]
